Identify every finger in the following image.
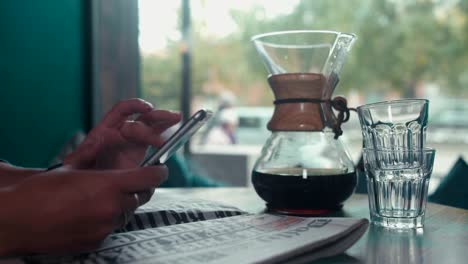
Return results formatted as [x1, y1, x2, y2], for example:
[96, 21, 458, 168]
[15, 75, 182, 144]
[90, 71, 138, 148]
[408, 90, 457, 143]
[100, 99, 154, 128]
[121, 193, 140, 212]
[120, 120, 165, 146]
[137, 109, 181, 123]
[112, 166, 168, 193]
[137, 110, 181, 132]
[136, 189, 154, 206]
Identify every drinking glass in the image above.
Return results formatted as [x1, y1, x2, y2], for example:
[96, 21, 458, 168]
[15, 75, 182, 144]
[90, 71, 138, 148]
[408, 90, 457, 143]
[363, 148, 436, 229]
[357, 99, 429, 150]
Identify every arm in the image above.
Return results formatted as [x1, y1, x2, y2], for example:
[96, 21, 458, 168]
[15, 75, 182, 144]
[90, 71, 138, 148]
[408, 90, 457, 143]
[0, 161, 43, 188]
[0, 99, 180, 187]
[0, 165, 167, 256]
[0, 189, 17, 256]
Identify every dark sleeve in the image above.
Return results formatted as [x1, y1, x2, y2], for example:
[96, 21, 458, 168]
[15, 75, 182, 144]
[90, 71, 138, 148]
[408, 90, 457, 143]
[46, 163, 63, 171]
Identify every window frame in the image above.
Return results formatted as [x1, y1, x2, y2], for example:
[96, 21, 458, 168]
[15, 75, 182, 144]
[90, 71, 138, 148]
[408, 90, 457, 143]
[90, 0, 140, 126]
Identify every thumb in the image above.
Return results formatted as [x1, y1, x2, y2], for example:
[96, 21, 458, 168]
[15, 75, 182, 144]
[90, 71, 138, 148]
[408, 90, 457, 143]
[112, 165, 168, 193]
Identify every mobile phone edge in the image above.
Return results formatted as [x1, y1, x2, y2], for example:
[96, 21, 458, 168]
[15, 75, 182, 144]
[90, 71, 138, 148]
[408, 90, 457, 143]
[139, 109, 213, 167]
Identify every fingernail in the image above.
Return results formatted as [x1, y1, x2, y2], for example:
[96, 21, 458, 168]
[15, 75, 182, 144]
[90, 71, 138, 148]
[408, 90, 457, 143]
[142, 100, 153, 110]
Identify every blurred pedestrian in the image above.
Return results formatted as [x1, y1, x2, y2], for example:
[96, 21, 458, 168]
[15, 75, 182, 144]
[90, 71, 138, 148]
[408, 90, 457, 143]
[204, 108, 239, 145]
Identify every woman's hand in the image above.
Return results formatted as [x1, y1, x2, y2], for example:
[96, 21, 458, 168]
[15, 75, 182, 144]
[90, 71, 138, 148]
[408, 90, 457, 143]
[0, 165, 167, 255]
[62, 99, 179, 211]
[64, 98, 181, 170]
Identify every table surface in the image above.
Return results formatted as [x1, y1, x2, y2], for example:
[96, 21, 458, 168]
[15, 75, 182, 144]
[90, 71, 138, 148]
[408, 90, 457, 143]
[159, 187, 468, 264]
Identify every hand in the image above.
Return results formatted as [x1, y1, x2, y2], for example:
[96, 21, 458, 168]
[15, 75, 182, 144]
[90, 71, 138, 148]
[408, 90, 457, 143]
[0, 165, 167, 255]
[64, 98, 181, 170]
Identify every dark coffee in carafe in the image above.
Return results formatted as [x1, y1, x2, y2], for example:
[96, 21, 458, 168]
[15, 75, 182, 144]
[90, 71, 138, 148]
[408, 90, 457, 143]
[252, 169, 357, 214]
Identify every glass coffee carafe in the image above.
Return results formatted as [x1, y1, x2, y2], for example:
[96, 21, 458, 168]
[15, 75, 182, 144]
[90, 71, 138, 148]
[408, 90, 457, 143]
[251, 30, 357, 215]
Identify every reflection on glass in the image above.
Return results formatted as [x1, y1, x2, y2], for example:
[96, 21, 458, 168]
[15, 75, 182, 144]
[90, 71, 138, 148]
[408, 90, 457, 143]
[366, 226, 424, 264]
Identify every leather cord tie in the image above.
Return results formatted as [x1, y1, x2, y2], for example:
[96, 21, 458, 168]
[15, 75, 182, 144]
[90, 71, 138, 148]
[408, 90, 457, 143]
[273, 96, 356, 139]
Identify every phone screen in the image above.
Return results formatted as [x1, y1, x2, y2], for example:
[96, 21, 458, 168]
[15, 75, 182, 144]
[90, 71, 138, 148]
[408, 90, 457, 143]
[140, 109, 213, 166]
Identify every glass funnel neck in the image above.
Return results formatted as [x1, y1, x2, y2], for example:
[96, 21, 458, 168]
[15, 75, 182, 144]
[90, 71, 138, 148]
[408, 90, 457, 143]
[251, 30, 356, 78]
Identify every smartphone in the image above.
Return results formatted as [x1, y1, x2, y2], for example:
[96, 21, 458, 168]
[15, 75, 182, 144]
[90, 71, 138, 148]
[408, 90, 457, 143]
[140, 109, 213, 166]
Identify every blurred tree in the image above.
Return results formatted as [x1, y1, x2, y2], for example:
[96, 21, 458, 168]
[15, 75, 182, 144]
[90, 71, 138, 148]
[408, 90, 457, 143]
[141, 0, 468, 109]
[141, 47, 181, 110]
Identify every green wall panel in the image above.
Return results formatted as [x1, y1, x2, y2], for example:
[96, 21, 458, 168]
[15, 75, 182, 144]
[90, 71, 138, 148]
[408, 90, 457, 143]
[0, 0, 87, 167]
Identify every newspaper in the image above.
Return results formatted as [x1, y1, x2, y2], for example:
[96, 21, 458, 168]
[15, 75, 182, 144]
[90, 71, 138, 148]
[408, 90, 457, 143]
[116, 193, 246, 232]
[26, 214, 368, 264]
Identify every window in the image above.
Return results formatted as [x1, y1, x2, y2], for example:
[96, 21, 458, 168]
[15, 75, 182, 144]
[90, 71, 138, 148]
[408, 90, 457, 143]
[139, 1, 182, 111]
[139, 0, 468, 189]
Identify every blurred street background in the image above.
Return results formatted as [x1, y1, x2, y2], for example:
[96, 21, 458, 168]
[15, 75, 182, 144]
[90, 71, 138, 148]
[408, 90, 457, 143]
[139, 0, 468, 191]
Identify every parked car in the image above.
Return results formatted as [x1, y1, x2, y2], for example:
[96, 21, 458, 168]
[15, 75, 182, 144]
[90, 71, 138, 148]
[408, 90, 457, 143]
[428, 100, 468, 144]
[234, 106, 273, 146]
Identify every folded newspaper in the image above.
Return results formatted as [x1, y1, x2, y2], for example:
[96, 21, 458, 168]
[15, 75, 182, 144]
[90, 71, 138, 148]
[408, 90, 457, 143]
[116, 193, 247, 232]
[24, 193, 368, 264]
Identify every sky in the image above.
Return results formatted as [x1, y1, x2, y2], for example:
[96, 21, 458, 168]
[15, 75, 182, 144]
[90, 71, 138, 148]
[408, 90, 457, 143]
[138, 0, 300, 54]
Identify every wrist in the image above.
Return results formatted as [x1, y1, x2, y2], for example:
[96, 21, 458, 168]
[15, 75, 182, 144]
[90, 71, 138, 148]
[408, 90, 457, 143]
[0, 189, 20, 256]
[0, 162, 43, 187]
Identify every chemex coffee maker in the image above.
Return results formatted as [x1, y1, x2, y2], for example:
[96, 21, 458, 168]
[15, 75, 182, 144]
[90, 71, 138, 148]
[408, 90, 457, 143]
[251, 30, 357, 215]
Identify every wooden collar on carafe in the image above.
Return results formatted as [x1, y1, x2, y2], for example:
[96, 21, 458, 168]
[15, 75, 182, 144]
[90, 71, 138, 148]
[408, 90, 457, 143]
[267, 73, 352, 139]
